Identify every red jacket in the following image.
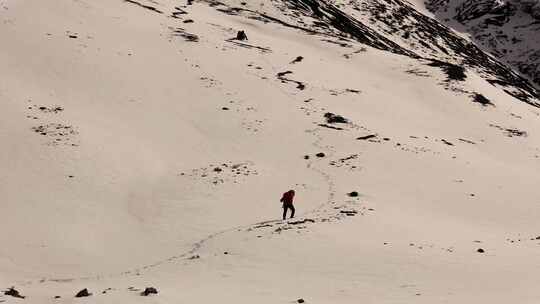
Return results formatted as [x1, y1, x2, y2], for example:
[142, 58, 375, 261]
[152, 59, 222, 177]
[280, 190, 295, 205]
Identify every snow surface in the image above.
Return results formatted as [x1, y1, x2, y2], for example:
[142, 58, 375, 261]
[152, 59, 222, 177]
[1, 0, 540, 303]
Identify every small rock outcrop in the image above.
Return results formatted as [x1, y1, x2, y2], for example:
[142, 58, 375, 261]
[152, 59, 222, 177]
[75, 288, 92, 298]
[141, 287, 159, 296]
[324, 112, 348, 124]
[5, 287, 25, 299]
[236, 30, 248, 41]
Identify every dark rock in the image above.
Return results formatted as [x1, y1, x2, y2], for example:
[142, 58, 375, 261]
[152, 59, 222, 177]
[290, 56, 304, 64]
[315, 152, 325, 158]
[357, 134, 377, 140]
[505, 128, 527, 137]
[236, 30, 248, 41]
[141, 287, 158, 296]
[324, 112, 348, 124]
[348, 191, 359, 197]
[428, 60, 467, 81]
[472, 93, 493, 106]
[275, 71, 306, 90]
[277, 71, 293, 78]
[297, 299, 305, 303]
[5, 287, 25, 299]
[304, 155, 310, 160]
[75, 288, 92, 298]
[477, 248, 485, 253]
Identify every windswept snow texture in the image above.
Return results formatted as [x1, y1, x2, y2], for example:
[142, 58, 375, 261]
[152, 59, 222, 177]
[3, 0, 540, 303]
[427, 0, 540, 88]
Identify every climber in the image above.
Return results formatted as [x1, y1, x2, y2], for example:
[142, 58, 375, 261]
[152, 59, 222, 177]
[280, 189, 296, 220]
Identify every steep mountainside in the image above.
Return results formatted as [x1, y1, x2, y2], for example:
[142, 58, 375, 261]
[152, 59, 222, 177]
[207, 0, 540, 105]
[426, 0, 540, 87]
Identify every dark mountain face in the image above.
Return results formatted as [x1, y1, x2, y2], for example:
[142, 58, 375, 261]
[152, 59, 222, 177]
[426, 0, 540, 89]
[206, 0, 540, 106]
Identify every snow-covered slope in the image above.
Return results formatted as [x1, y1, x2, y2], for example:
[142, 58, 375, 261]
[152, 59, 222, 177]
[426, 0, 540, 86]
[207, 0, 539, 105]
[1, 0, 540, 303]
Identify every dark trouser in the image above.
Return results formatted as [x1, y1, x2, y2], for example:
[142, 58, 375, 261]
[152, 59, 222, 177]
[282, 203, 295, 220]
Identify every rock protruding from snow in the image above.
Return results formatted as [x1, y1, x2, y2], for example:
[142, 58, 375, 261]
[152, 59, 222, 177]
[141, 287, 159, 296]
[4, 287, 25, 299]
[75, 288, 92, 298]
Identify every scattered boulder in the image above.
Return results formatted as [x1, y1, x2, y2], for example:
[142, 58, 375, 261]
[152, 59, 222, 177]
[316, 152, 325, 158]
[348, 191, 359, 197]
[290, 56, 304, 64]
[75, 288, 92, 298]
[141, 287, 158, 296]
[472, 93, 493, 106]
[236, 30, 248, 41]
[277, 70, 293, 78]
[297, 299, 305, 303]
[5, 287, 25, 299]
[477, 248, 485, 253]
[324, 112, 348, 124]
